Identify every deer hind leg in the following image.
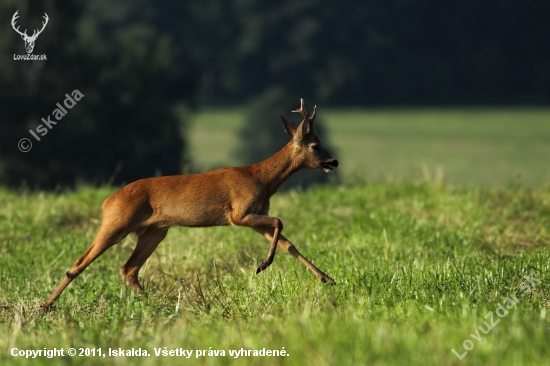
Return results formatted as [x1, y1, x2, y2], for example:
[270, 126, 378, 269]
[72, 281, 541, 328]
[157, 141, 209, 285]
[41, 222, 134, 310]
[41, 198, 153, 311]
[253, 228, 335, 284]
[121, 226, 168, 293]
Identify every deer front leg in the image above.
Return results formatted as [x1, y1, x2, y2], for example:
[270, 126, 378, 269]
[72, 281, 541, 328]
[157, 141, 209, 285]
[253, 228, 335, 284]
[230, 213, 282, 274]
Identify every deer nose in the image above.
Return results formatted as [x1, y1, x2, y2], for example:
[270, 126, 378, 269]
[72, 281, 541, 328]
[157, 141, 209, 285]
[329, 159, 338, 167]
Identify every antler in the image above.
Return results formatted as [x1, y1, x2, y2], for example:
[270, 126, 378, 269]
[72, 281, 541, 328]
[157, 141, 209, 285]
[11, 11, 27, 38]
[30, 13, 49, 40]
[291, 98, 317, 123]
[11, 11, 48, 40]
[309, 104, 316, 122]
[292, 98, 308, 120]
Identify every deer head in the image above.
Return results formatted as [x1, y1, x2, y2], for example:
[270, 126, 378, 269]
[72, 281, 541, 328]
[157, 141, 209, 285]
[12, 11, 49, 54]
[280, 98, 339, 172]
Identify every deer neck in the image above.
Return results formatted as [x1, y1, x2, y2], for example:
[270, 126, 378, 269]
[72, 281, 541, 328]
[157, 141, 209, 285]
[251, 141, 301, 195]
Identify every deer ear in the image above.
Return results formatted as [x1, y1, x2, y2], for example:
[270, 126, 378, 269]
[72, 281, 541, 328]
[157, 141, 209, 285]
[294, 119, 311, 141]
[307, 119, 314, 134]
[280, 116, 297, 137]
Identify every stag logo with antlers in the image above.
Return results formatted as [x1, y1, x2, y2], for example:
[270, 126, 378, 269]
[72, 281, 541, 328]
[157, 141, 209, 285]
[12, 10, 48, 54]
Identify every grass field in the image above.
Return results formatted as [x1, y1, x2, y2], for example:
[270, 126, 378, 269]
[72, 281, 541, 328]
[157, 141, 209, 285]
[0, 183, 549, 365]
[189, 108, 550, 186]
[1, 109, 549, 365]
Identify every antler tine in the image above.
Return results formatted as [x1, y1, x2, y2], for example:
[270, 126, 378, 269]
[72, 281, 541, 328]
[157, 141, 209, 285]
[11, 10, 19, 26]
[11, 11, 27, 37]
[33, 13, 49, 38]
[309, 105, 316, 122]
[291, 98, 309, 120]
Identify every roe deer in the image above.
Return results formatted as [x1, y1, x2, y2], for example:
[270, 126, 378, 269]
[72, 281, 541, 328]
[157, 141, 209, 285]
[42, 98, 338, 310]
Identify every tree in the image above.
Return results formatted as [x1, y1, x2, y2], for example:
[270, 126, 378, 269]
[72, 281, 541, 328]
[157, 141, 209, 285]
[0, 0, 197, 189]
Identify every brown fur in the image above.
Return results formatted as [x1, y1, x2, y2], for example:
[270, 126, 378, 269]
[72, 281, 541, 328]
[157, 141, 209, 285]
[41, 99, 338, 310]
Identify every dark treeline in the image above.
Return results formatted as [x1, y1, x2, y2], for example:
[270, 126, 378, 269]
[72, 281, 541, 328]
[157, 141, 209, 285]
[1, 0, 192, 188]
[1, 0, 548, 188]
[159, 0, 550, 105]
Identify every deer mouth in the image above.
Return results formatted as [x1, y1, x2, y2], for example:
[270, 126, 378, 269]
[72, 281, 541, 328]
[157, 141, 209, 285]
[321, 159, 339, 173]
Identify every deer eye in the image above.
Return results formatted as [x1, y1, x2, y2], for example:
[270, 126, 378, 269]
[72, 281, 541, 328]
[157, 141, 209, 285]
[311, 145, 320, 151]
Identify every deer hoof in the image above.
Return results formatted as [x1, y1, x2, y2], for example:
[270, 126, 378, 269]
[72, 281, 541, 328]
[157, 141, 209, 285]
[321, 275, 336, 285]
[40, 302, 54, 312]
[256, 260, 268, 274]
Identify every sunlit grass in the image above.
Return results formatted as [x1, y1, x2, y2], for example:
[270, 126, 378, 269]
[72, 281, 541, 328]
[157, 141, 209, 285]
[189, 108, 550, 186]
[0, 182, 549, 365]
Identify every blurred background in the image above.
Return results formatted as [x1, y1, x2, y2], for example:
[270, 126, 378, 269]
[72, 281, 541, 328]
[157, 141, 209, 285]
[0, 0, 549, 189]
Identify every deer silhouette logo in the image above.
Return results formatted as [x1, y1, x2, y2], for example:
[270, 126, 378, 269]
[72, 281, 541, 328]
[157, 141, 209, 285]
[11, 11, 49, 54]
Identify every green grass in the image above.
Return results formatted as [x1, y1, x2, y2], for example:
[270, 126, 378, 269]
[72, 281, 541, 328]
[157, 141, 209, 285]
[1, 182, 549, 365]
[188, 109, 244, 169]
[189, 108, 550, 186]
[2, 108, 549, 364]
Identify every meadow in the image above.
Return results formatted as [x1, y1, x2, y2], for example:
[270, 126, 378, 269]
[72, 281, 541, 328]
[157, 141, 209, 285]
[1, 108, 549, 365]
[189, 108, 550, 186]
